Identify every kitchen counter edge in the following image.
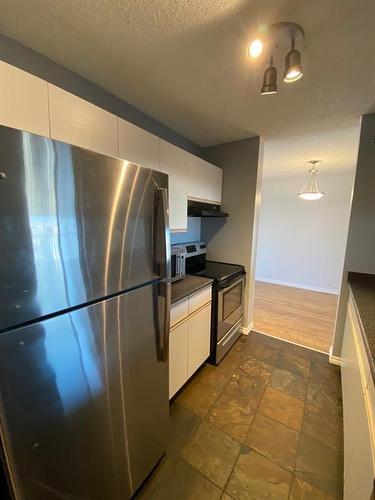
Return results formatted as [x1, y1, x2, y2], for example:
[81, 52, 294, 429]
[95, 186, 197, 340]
[348, 272, 375, 384]
[171, 275, 214, 306]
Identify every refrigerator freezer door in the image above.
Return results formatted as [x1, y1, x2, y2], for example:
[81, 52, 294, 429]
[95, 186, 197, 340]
[0, 125, 168, 331]
[0, 283, 168, 500]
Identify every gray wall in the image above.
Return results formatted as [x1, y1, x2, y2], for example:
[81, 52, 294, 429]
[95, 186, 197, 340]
[0, 34, 202, 156]
[202, 137, 263, 329]
[333, 113, 375, 355]
[345, 114, 375, 273]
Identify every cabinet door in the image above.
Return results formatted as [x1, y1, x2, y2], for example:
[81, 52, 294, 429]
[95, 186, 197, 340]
[188, 154, 206, 202]
[187, 304, 211, 378]
[0, 61, 49, 137]
[205, 161, 222, 204]
[341, 306, 374, 499]
[188, 155, 222, 204]
[169, 320, 188, 399]
[160, 140, 188, 232]
[48, 84, 118, 157]
[118, 118, 160, 171]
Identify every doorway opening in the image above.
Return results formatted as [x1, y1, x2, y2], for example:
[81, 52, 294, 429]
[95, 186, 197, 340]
[253, 127, 359, 353]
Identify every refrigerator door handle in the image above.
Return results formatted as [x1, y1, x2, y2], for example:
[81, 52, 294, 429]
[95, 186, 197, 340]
[159, 187, 171, 280]
[159, 279, 171, 362]
[157, 187, 171, 362]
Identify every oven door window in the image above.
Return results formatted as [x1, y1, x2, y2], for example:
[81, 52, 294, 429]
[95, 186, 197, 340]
[222, 280, 243, 320]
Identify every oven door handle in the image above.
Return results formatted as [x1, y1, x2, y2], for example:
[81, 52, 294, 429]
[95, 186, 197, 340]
[218, 273, 245, 291]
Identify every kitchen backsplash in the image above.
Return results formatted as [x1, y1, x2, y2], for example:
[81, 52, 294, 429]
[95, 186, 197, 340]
[171, 217, 201, 244]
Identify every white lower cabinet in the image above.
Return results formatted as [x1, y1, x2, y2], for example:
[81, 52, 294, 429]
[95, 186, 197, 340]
[169, 320, 188, 400]
[341, 293, 375, 500]
[187, 304, 211, 378]
[169, 287, 212, 399]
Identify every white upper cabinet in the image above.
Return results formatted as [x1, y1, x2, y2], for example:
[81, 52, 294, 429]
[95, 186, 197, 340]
[188, 155, 222, 204]
[0, 61, 223, 211]
[205, 160, 223, 204]
[0, 61, 49, 137]
[160, 140, 188, 232]
[48, 84, 118, 157]
[118, 118, 160, 170]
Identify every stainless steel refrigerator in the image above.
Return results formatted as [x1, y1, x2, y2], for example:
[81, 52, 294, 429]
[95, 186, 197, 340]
[0, 125, 171, 499]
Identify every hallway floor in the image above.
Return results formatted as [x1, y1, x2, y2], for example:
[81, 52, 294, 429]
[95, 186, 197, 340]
[253, 281, 339, 353]
[137, 332, 343, 499]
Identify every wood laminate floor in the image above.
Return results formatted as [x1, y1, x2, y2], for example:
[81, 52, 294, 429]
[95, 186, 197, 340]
[253, 281, 338, 353]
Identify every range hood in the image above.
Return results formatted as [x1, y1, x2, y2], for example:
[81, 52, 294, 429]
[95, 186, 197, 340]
[188, 200, 229, 218]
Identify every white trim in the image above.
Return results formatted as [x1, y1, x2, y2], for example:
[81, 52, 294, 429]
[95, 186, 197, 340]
[255, 277, 339, 295]
[252, 329, 328, 355]
[329, 345, 341, 366]
[329, 355, 341, 366]
[240, 322, 253, 335]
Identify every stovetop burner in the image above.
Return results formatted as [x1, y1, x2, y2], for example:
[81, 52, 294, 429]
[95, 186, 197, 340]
[192, 260, 245, 283]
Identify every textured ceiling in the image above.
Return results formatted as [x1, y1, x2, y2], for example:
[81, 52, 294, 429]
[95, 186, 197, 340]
[262, 122, 361, 180]
[0, 0, 374, 152]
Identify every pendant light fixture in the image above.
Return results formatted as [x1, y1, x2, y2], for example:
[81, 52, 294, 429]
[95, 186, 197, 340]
[297, 160, 325, 201]
[284, 38, 303, 82]
[261, 56, 277, 95]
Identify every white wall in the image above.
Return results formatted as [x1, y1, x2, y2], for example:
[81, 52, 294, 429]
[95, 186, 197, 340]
[255, 170, 355, 294]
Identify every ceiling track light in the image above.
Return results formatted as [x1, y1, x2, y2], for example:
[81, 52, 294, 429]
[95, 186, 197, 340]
[284, 37, 303, 83]
[261, 56, 277, 95]
[247, 21, 304, 95]
[297, 160, 325, 201]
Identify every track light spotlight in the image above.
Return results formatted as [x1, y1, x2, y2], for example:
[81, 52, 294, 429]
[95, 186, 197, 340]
[261, 57, 277, 95]
[284, 39, 303, 83]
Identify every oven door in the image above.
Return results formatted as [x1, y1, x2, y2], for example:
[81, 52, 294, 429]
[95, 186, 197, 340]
[217, 274, 245, 341]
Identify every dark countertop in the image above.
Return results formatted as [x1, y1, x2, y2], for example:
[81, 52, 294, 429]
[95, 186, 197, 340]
[348, 272, 375, 382]
[171, 275, 213, 305]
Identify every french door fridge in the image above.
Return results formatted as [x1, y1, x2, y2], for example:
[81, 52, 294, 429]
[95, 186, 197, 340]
[0, 125, 171, 499]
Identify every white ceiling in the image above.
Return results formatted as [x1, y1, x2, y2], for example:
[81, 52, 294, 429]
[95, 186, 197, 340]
[0, 0, 374, 146]
[0, 0, 373, 180]
[262, 122, 361, 179]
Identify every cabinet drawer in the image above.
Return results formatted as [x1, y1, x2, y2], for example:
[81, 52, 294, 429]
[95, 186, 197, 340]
[188, 287, 212, 315]
[170, 299, 189, 328]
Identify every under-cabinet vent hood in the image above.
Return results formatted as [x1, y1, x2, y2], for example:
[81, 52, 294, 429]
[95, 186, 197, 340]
[188, 200, 229, 218]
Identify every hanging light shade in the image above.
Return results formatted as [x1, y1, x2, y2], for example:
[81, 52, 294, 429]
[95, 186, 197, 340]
[297, 161, 325, 201]
[261, 58, 277, 95]
[284, 38, 303, 83]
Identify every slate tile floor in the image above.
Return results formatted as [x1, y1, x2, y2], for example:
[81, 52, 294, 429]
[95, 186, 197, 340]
[137, 332, 343, 499]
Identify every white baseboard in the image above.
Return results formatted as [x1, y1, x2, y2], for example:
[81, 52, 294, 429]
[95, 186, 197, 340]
[253, 329, 327, 355]
[255, 277, 339, 295]
[329, 345, 341, 366]
[240, 322, 253, 335]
